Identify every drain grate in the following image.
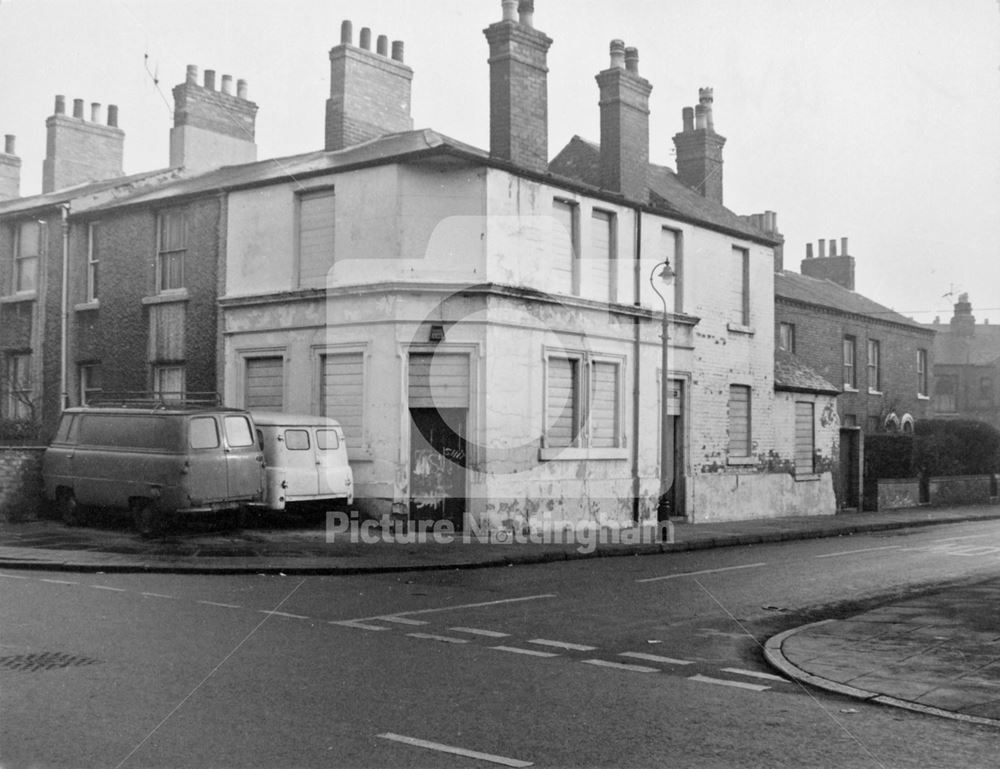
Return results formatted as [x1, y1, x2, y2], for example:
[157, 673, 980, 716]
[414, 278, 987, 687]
[0, 651, 102, 672]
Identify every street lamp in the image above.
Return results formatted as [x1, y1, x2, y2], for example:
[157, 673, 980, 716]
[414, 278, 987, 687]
[649, 259, 676, 520]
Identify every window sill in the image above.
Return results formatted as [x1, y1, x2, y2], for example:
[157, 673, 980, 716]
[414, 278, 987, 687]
[794, 473, 822, 482]
[142, 289, 190, 306]
[539, 447, 629, 461]
[727, 456, 757, 467]
[74, 300, 100, 312]
[0, 291, 37, 304]
[869, 389, 883, 397]
[843, 385, 859, 393]
[727, 322, 754, 336]
[917, 394, 930, 401]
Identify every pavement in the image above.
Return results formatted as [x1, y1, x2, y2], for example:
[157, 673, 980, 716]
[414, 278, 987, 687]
[4, 503, 1000, 728]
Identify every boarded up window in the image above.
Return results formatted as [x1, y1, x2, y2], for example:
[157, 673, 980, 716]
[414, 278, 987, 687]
[321, 352, 364, 449]
[245, 357, 284, 410]
[728, 385, 751, 457]
[299, 190, 336, 286]
[408, 353, 470, 409]
[546, 356, 580, 448]
[589, 360, 619, 448]
[729, 247, 749, 325]
[660, 228, 681, 314]
[794, 402, 815, 474]
[551, 200, 577, 295]
[590, 210, 614, 302]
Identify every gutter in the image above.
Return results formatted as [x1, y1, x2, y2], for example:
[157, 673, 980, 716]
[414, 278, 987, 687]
[58, 203, 70, 411]
[631, 207, 643, 523]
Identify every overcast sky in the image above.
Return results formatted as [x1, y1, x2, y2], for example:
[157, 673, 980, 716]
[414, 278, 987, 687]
[1, 0, 998, 324]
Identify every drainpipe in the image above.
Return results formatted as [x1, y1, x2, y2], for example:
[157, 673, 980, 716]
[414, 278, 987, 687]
[631, 206, 643, 523]
[59, 204, 70, 411]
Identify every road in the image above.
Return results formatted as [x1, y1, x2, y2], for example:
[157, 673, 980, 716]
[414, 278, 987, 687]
[3, 519, 1000, 768]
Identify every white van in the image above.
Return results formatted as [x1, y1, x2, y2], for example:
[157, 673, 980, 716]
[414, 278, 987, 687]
[251, 412, 353, 511]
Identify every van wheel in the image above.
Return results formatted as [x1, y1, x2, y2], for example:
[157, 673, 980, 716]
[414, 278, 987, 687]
[132, 500, 163, 538]
[57, 490, 84, 527]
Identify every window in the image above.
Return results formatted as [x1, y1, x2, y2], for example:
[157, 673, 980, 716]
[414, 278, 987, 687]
[935, 375, 958, 413]
[14, 220, 41, 294]
[321, 352, 364, 450]
[189, 417, 220, 449]
[153, 365, 185, 401]
[794, 402, 815, 475]
[79, 364, 102, 406]
[843, 336, 857, 389]
[552, 199, 579, 295]
[917, 349, 928, 396]
[866, 415, 882, 434]
[778, 322, 795, 353]
[244, 356, 284, 410]
[4, 353, 32, 419]
[544, 354, 622, 450]
[317, 429, 340, 450]
[157, 210, 186, 291]
[284, 429, 310, 450]
[729, 246, 749, 326]
[298, 189, 336, 287]
[87, 222, 100, 301]
[661, 227, 682, 314]
[728, 385, 751, 457]
[224, 415, 255, 447]
[842, 414, 858, 428]
[980, 377, 993, 403]
[590, 209, 616, 303]
[867, 340, 881, 392]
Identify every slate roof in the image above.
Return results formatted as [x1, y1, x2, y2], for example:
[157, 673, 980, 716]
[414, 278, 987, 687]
[775, 270, 932, 334]
[928, 322, 1000, 366]
[0, 168, 181, 216]
[549, 135, 775, 244]
[774, 349, 840, 395]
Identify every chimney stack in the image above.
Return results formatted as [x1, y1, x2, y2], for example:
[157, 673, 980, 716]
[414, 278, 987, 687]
[0, 134, 21, 200]
[170, 64, 258, 171]
[672, 87, 727, 204]
[951, 293, 976, 337]
[43, 94, 125, 193]
[325, 20, 414, 151]
[743, 210, 784, 271]
[596, 39, 652, 201]
[800, 236, 856, 290]
[484, 0, 553, 173]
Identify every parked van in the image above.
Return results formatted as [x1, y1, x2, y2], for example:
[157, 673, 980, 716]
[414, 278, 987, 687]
[43, 405, 264, 535]
[251, 412, 353, 512]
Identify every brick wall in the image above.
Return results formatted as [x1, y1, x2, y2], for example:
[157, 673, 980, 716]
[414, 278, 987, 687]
[0, 446, 45, 521]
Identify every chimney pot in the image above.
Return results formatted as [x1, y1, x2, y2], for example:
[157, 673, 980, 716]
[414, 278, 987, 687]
[72, 99, 84, 119]
[391, 40, 405, 62]
[681, 106, 694, 132]
[818, 238, 826, 258]
[90, 102, 101, 123]
[841, 237, 848, 256]
[609, 39, 626, 69]
[806, 243, 814, 259]
[360, 27, 371, 49]
[518, 0, 534, 27]
[221, 75, 233, 95]
[341, 19, 353, 44]
[377, 35, 389, 56]
[204, 69, 216, 90]
[237, 79, 248, 99]
[55, 95, 66, 115]
[501, 0, 518, 21]
[4, 135, 15, 155]
[186, 64, 198, 84]
[107, 104, 119, 127]
[694, 103, 706, 130]
[830, 239, 838, 257]
[624, 46, 639, 74]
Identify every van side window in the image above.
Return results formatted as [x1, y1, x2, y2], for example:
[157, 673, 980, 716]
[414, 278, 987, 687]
[316, 429, 340, 450]
[54, 414, 77, 443]
[284, 429, 310, 450]
[189, 417, 220, 449]
[224, 415, 255, 448]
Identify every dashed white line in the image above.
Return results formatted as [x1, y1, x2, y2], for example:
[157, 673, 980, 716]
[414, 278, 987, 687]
[40, 578, 78, 585]
[490, 646, 560, 658]
[141, 592, 175, 599]
[406, 633, 470, 644]
[636, 563, 767, 583]
[344, 593, 557, 624]
[330, 620, 391, 631]
[721, 667, 788, 683]
[376, 616, 429, 626]
[582, 659, 659, 673]
[197, 600, 242, 609]
[688, 674, 770, 692]
[449, 627, 510, 638]
[619, 652, 693, 666]
[259, 610, 310, 620]
[377, 732, 533, 768]
[527, 639, 597, 652]
[91, 585, 127, 592]
[0, 573, 27, 579]
[814, 545, 900, 559]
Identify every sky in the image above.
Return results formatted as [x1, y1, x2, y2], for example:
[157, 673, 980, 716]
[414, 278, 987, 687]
[1, 0, 998, 324]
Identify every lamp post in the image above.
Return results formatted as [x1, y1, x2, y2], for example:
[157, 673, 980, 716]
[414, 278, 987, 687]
[649, 260, 676, 520]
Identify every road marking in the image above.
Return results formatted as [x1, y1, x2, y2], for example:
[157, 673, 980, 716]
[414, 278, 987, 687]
[619, 652, 693, 666]
[931, 534, 992, 543]
[449, 627, 510, 638]
[344, 593, 557, 624]
[91, 585, 127, 592]
[490, 646, 560, 658]
[814, 545, 900, 559]
[259, 610, 310, 620]
[330, 620, 391, 631]
[527, 639, 597, 652]
[721, 667, 788, 683]
[377, 732, 532, 768]
[637, 563, 766, 583]
[40, 578, 78, 585]
[582, 659, 659, 673]
[376, 616, 429, 626]
[141, 592, 175, 599]
[197, 600, 242, 609]
[0, 573, 27, 579]
[406, 632, 470, 644]
[688, 674, 770, 692]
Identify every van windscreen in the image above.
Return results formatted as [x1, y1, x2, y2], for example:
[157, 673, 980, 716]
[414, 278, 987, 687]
[78, 414, 178, 450]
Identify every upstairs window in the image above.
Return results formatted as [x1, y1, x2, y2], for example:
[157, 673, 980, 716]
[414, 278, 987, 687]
[917, 349, 928, 396]
[843, 336, 857, 389]
[298, 189, 336, 287]
[778, 322, 796, 353]
[157, 210, 186, 292]
[729, 247, 749, 326]
[867, 339, 882, 392]
[87, 222, 100, 302]
[15, 220, 41, 294]
[552, 199, 579, 296]
[591, 209, 616, 303]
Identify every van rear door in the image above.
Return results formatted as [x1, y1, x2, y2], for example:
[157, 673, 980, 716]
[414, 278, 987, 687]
[222, 414, 262, 502]
[186, 415, 228, 505]
[316, 427, 349, 497]
[280, 427, 320, 499]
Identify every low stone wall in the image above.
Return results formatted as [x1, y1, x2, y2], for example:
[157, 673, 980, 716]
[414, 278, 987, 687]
[928, 474, 995, 507]
[0, 446, 46, 521]
[876, 478, 922, 511]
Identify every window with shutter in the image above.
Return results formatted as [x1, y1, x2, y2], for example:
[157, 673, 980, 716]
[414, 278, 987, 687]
[321, 352, 364, 450]
[546, 356, 580, 448]
[551, 200, 578, 295]
[298, 190, 336, 287]
[794, 402, 815, 475]
[245, 357, 284, 410]
[728, 385, 751, 457]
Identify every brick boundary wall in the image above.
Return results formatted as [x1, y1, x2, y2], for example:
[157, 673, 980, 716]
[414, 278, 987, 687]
[0, 446, 46, 522]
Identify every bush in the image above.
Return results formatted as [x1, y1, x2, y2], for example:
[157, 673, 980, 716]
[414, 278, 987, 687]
[0, 418, 40, 444]
[864, 433, 916, 480]
[914, 419, 1000, 477]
